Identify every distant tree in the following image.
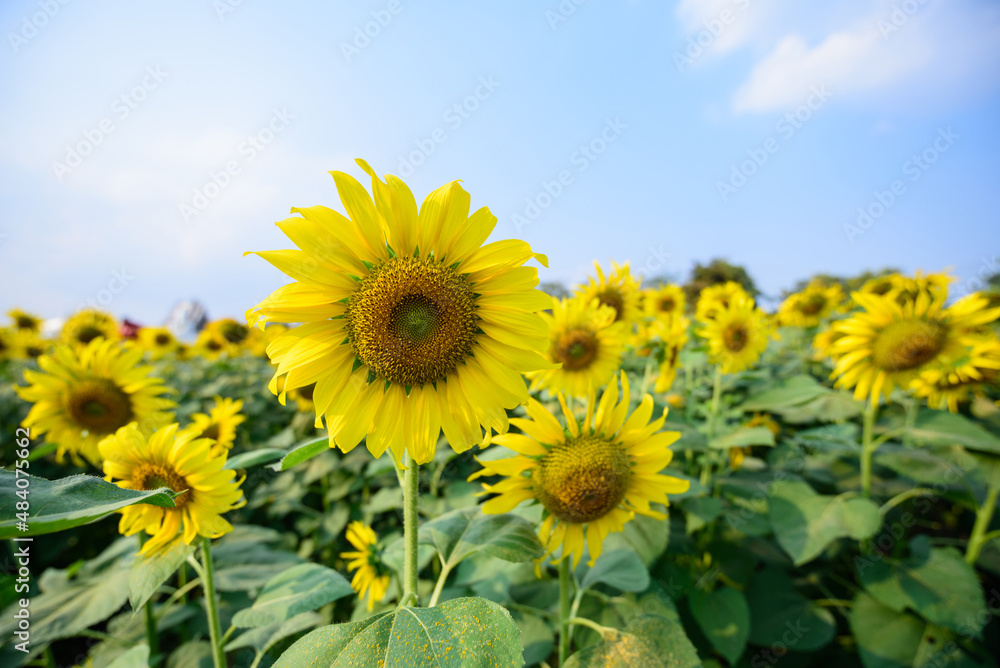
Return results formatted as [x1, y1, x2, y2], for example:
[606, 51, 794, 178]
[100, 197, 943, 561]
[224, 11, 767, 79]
[788, 267, 902, 295]
[683, 258, 758, 307]
[539, 281, 570, 300]
[643, 273, 680, 289]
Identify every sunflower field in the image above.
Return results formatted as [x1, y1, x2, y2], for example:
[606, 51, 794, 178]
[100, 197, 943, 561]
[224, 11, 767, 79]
[2, 164, 1000, 668]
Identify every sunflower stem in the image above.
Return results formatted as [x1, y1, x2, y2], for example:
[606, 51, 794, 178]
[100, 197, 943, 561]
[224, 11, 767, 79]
[708, 366, 723, 439]
[903, 397, 919, 446]
[559, 559, 572, 665]
[402, 451, 421, 606]
[639, 353, 655, 397]
[860, 401, 878, 499]
[966, 482, 1000, 565]
[428, 558, 452, 607]
[200, 538, 226, 668]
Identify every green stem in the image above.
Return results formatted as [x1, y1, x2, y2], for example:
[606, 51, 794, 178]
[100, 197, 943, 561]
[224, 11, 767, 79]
[559, 559, 572, 665]
[639, 353, 655, 397]
[903, 397, 919, 446]
[137, 535, 160, 659]
[428, 557, 452, 607]
[402, 452, 420, 606]
[966, 483, 1000, 565]
[880, 488, 936, 516]
[201, 538, 226, 668]
[568, 617, 608, 636]
[860, 401, 878, 499]
[42, 648, 55, 668]
[708, 367, 723, 439]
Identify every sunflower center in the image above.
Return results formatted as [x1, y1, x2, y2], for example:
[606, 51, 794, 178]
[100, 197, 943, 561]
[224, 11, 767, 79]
[154, 333, 171, 345]
[799, 294, 827, 316]
[723, 324, 748, 353]
[596, 290, 625, 321]
[76, 326, 104, 344]
[207, 339, 223, 351]
[16, 316, 35, 329]
[219, 321, 249, 344]
[26, 346, 42, 358]
[554, 329, 599, 371]
[133, 463, 190, 508]
[65, 379, 134, 435]
[534, 435, 632, 523]
[872, 319, 948, 372]
[658, 297, 675, 313]
[345, 255, 479, 387]
[202, 423, 221, 441]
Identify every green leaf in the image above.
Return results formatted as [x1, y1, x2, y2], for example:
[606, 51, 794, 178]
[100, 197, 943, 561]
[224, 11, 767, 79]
[777, 392, 862, 424]
[905, 410, 1000, 454]
[231, 563, 354, 628]
[850, 592, 983, 668]
[709, 425, 776, 450]
[106, 644, 150, 668]
[682, 496, 724, 535]
[741, 376, 828, 411]
[273, 597, 522, 667]
[688, 586, 750, 665]
[564, 607, 699, 668]
[563, 631, 662, 667]
[576, 550, 650, 593]
[225, 447, 286, 470]
[225, 611, 323, 654]
[875, 446, 966, 485]
[859, 536, 987, 635]
[769, 480, 881, 565]
[269, 436, 329, 471]
[745, 567, 836, 651]
[0, 471, 177, 539]
[129, 539, 195, 610]
[419, 506, 544, 569]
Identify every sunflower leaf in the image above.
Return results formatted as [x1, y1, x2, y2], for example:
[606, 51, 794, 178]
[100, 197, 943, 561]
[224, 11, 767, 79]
[419, 506, 544, 569]
[129, 539, 195, 610]
[269, 435, 329, 472]
[0, 470, 177, 539]
[231, 563, 354, 628]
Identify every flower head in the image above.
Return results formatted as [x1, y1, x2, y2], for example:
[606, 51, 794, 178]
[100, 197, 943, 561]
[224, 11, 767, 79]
[340, 521, 391, 612]
[186, 397, 246, 457]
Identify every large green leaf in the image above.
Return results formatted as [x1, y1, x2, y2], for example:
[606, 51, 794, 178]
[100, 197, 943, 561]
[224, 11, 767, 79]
[270, 436, 329, 471]
[741, 376, 828, 411]
[225, 611, 323, 657]
[0, 471, 177, 538]
[106, 644, 150, 668]
[859, 536, 986, 635]
[769, 480, 880, 565]
[850, 593, 983, 668]
[231, 563, 354, 628]
[129, 539, 195, 610]
[905, 410, 1000, 454]
[745, 567, 836, 651]
[688, 586, 750, 665]
[419, 506, 544, 568]
[273, 597, 522, 667]
[709, 426, 776, 450]
[576, 550, 650, 593]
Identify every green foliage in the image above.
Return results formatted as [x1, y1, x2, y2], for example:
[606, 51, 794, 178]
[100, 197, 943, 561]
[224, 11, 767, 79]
[683, 257, 760, 304]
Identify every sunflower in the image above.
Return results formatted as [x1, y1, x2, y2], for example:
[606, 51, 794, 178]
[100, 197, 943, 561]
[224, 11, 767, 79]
[827, 291, 1000, 404]
[891, 271, 953, 306]
[910, 335, 1000, 412]
[643, 284, 685, 322]
[812, 326, 846, 362]
[186, 397, 246, 456]
[6, 328, 48, 360]
[0, 329, 12, 361]
[528, 296, 627, 398]
[340, 521, 391, 612]
[777, 281, 844, 328]
[575, 261, 642, 327]
[856, 274, 901, 300]
[245, 160, 555, 465]
[136, 327, 181, 359]
[472, 371, 689, 568]
[62, 309, 119, 349]
[16, 339, 175, 466]
[697, 294, 772, 374]
[100, 423, 246, 554]
[206, 318, 251, 347]
[695, 282, 748, 322]
[8, 308, 42, 332]
[652, 315, 690, 393]
[192, 327, 231, 360]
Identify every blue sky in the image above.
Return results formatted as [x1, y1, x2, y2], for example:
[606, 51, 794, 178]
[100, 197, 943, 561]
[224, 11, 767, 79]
[1, 0, 999, 324]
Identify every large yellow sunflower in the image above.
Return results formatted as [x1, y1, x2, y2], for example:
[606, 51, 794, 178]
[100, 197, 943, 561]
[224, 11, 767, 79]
[340, 521, 391, 612]
[697, 294, 772, 374]
[246, 160, 555, 465]
[186, 397, 246, 456]
[777, 281, 844, 328]
[695, 281, 748, 322]
[910, 335, 1000, 412]
[528, 296, 627, 398]
[100, 423, 246, 554]
[575, 260, 642, 327]
[472, 371, 689, 568]
[136, 327, 181, 359]
[17, 339, 175, 466]
[62, 309, 119, 349]
[8, 308, 42, 332]
[827, 291, 1000, 404]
